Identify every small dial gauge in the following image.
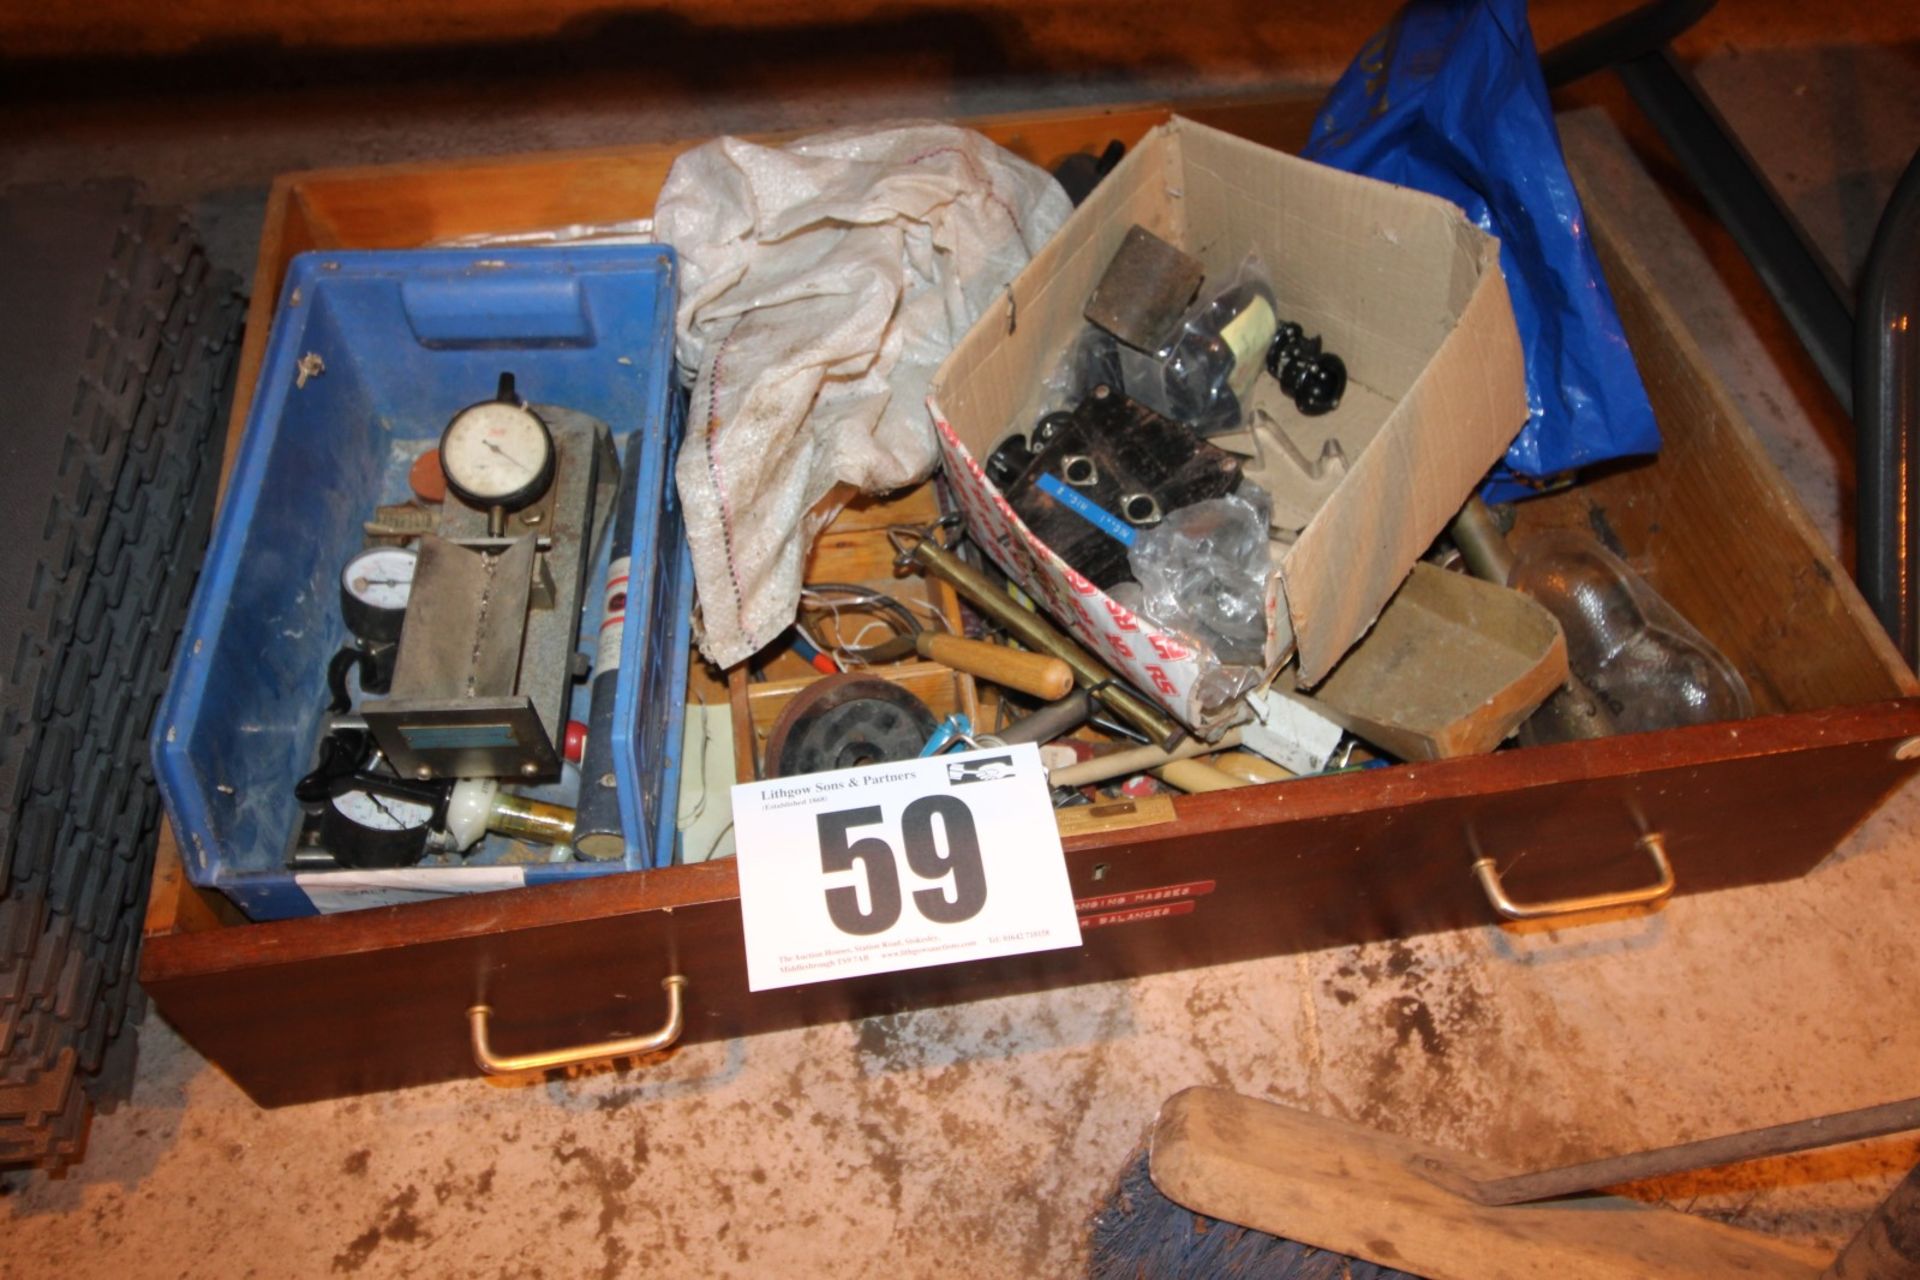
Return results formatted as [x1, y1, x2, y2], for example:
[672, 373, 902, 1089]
[439, 373, 555, 512]
[340, 545, 418, 646]
[330, 788, 434, 831]
[321, 787, 435, 869]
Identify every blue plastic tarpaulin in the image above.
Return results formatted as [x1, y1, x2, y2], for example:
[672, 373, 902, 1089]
[1304, 0, 1659, 500]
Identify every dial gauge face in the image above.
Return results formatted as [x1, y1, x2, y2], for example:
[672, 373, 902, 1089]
[341, 546, 417, 611]
[439, 401, 554, 508]
[339, 544, 418, 646]
[330, 788, 434, 832]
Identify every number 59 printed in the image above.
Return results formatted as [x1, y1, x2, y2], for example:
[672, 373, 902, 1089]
[731, 745, 1081, 991]
[817, 797, 988, 936]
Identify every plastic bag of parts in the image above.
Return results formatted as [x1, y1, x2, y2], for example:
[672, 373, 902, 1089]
[1303, 0, 1659, 500]
[1115, 489, 1277, 717]
[1507, 530, 1753, 734]
[1058, 255, 1278, 438]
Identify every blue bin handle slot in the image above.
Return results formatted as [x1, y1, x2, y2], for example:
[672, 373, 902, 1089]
[402, 272, 596, 348]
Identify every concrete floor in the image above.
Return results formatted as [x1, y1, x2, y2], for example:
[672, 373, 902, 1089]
[3, 5, 1920, 1277]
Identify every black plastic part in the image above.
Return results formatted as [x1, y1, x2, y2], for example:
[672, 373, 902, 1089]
[1157, 281, 1277, 436]
[294, 726, 375, 806]
[985, 435, 1037, 490]
[1287, 353, 1347, 417]
[1268, 321, 1349, 416]
[1538, 0, 1717, 90]
[770, 686, 939, 779]
[326, 647, 363, 714]
[1051, 140, 1127, 208]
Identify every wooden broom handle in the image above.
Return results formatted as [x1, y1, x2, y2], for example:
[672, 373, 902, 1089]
[915, 634, 1074, 700]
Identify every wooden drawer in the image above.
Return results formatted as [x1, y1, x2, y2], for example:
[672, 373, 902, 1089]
[139, 97, 1920, 1108]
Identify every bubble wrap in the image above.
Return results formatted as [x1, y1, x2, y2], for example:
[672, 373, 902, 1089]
[655, 122, 1071, 667]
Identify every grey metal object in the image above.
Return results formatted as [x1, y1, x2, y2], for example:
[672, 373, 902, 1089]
[1450, 498, 1618, 744]
[994, 690, 1095, 746]
[1855, 150, 1920, 668]
[396, 535, 539, 700]
[1118, 493, 1162, 527]
[363, 696, 557, 781]
[363, 404, 615, 782]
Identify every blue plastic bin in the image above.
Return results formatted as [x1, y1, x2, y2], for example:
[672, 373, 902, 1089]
[152, 246, 691, 920]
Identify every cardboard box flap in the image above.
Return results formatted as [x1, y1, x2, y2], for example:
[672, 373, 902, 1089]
[1287, 239, 1526, 684]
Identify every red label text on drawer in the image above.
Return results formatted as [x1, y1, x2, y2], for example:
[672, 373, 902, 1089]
[1079, 901, 1197, 930]
[1075, 879, 1217, 914]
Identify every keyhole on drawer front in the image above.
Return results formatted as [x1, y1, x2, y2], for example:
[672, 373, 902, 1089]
[1092, 862, 1110, 881]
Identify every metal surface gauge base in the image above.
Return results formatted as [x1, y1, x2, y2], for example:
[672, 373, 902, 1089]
[365, 405, 615, 781]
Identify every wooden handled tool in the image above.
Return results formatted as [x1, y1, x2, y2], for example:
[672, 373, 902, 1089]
[1209, 751, 1297, 785]
[914, 634, 1074, 700]
[1151, 759, 1248, 793]
[1047, 731, 1244, 788]
[1150, 1086, 1920, 1280]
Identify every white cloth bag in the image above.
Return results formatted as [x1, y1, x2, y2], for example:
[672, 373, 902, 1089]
[654, 122, 1070, 667]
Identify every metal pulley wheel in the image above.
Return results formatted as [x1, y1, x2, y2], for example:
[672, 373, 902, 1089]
[763, 674, 939, 779]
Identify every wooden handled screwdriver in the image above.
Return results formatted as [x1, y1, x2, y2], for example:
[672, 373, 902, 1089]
[914, 634, 1074, 700]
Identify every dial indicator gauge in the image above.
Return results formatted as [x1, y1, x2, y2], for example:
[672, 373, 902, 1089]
[339, 545, 418, 646]
[320, 785, 436, 868]
[330, 788, 434, 831]
[439, 399, 555, 511]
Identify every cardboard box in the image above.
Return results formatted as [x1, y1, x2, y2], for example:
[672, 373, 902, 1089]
[928, 117, 1529, 729]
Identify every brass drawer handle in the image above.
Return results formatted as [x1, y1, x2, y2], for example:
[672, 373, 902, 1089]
[467, 976, 688, 1075]
[1471, 834, 1675, 921]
